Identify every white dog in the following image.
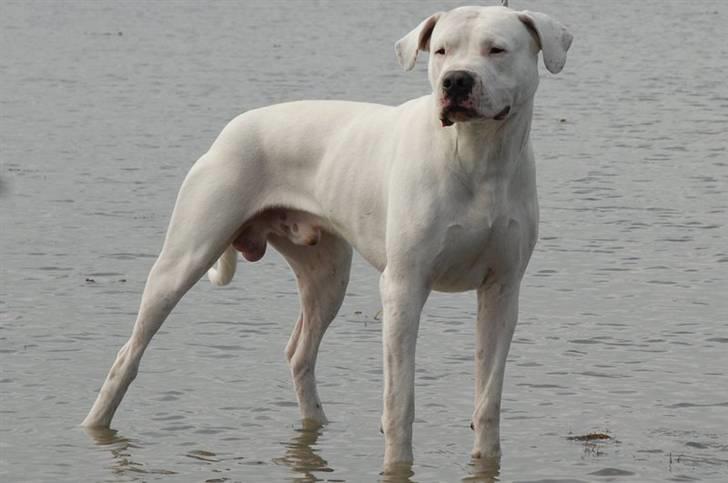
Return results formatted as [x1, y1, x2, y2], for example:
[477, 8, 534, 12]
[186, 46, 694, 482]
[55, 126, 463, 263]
[82, 5, 572, 470]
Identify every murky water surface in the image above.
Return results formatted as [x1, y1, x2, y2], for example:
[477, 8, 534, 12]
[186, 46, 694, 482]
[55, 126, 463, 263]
[1, 1, 727, 481]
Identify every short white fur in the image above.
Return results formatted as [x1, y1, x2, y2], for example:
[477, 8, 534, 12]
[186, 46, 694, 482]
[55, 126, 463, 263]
[82, 5, 572, 472]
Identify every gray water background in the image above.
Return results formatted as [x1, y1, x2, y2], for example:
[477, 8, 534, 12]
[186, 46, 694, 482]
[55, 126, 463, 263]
[1, 1, 727, 481]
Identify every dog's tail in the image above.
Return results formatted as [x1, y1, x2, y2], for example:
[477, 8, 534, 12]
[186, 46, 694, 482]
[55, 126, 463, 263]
[207, 245, 237, 286]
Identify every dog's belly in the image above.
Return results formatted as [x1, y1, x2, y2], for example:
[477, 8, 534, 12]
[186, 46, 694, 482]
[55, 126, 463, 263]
[231, 206, 389, 274]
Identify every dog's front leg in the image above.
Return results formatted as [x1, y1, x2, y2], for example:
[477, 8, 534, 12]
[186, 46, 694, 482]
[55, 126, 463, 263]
[471, 280, 521, 459]
[379, 266, 430, 470]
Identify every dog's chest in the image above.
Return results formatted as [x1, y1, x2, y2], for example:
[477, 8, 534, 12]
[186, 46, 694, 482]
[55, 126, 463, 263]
[430, 186, 536, 292]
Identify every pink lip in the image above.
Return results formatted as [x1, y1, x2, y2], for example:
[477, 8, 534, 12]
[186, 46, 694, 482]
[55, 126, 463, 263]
[439, 97, 478, 127]
[441, 98, 475, 110]
[439, 105, 512, 127]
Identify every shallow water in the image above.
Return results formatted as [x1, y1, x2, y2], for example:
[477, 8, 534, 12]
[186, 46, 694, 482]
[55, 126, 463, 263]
[1, 1, 727, 482]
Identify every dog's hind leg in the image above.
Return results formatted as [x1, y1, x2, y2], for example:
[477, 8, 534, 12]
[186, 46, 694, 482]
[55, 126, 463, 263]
[270, 231, 352, 425]
[82, 150, 259, 428]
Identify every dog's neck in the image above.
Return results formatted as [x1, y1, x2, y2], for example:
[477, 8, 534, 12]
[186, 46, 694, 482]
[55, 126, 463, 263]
[440, 99, 534, 183]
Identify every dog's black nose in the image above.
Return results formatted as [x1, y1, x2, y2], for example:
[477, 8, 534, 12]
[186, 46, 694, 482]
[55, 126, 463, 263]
[442, 70, 475, 99]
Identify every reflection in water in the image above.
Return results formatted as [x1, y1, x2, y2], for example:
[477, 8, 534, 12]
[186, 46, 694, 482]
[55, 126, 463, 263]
[273, 422, 334, 482]
[271, 422, 501, 483]
[379, 462, 415, 483]
[274, 423, 423, 483]
[84, 426, 142, 475]
[462, 456, 500, 483]
[83, 426, 176, 478]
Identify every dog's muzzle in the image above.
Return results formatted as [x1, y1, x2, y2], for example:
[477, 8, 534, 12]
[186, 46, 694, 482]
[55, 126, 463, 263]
[440, 70, 477, 127]
[439, 70, 511, 127]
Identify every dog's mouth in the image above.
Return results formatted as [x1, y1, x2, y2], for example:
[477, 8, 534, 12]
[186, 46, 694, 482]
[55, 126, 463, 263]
[440, 105, 511, 127]
[440, 105, 478, 127]
[493, 105, 511, 121]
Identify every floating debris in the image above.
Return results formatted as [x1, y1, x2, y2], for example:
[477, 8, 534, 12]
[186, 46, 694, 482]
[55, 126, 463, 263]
[567, 432, 611, 441]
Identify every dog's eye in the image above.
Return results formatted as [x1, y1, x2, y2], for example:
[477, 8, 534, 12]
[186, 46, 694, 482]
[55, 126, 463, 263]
[489, 47, 506, 55]
[434, 48, 446, 55]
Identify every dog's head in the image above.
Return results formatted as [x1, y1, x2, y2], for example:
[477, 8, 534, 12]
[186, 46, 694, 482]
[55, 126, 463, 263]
[395, 6, 572, 126]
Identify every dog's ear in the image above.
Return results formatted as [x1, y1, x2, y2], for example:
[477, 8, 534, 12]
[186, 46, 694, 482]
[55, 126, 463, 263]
[518, 11, 573, 74]
[395, 12, 443, 71]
